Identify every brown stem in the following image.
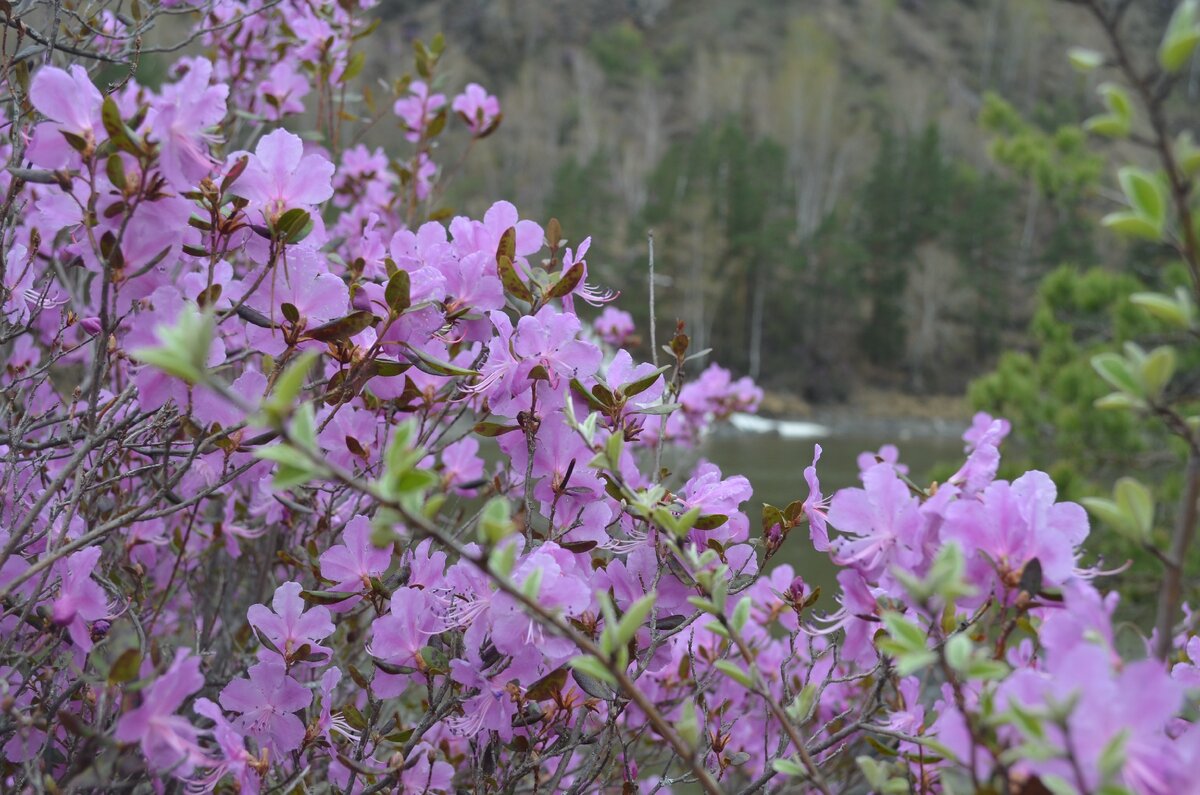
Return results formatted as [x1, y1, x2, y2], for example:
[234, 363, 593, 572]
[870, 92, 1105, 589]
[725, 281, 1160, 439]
[1156, 453, 1200, 658]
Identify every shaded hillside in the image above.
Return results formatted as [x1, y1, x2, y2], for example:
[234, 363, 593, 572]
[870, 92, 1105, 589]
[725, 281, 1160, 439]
[365, 0, 1179, 401]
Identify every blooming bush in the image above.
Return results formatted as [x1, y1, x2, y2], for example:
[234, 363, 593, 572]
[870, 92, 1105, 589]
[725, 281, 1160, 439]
[1, 1, 1200, 794]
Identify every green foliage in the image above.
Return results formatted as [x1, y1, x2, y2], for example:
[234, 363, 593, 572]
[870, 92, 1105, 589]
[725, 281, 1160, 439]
[968, 266, 1158, 498]
[588, 21, 658, 83]
[981, 93, 1104, 205]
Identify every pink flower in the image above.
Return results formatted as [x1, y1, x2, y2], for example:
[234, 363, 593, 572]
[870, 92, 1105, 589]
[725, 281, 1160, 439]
[2, 244, 39, 325]
[247, 581, 335, 663]
[803, 444, 830, 552]
[594, 307, 635, 347]
[964, 411, 1011, 452]
[114, 649, 208, 779]
[827, 463, 928, 583]
[235, 129, 335, 220]
[50, 546, 111, 651]
[256, 61, 310, 120]
[151, 57, 229, 190]
[219, 660, 312, 757]
[512, 307, 602, 389]
[26, 65, 104, 168]
[393, 81, 446, 142]
[451, 83, 500, 136]
[368, 587, 443, 697]
[193, 698, 263, 795]
[401, 742, 455, 792]
[941, 470, 1089, 597]
[318, 515, 390, 598]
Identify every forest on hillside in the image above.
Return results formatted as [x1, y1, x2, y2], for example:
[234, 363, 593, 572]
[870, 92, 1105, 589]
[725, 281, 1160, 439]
[360, 0, 1194, 401]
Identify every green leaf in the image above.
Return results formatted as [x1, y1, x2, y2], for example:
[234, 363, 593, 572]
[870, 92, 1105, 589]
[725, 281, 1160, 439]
[264, 350, 318, 419]
[635, 402, 681, 416]
[101, 96, 140, 154]
[1130, 291, 1193, 328]
[1117, 167, 1166, 231]
[105, 154, 126, 190]
[945, 634, 972, 672]
[496, 254, 532, 303]
[496, 226, 516, 261]
[617, 590, 657, 643]
[1094, 392, 1148, 411]
[1099, 82, 1133, 123]
[567, 654, 617, 685]
[621, 365, 670, 398]
[385, 270, 411, 314]
[488, 541, 517, 579]
[878, 612, 936, 675]
[1068, 47, 1104, 72]
[273, 208, 312, 244]
[130, 304, 215, 385]
[304, 310, 378, 343]
[714, 659, 755, 689]
[772, 757, 808, 777]
[478, 496, 514, 544]
[1085, 114, 1131, 138]
[129, 346, 202, 383]
[1114, 477, 1154, 538]
[1140, 346, 1176, 398]
[406, 346, 480, 377]
[731, 595, 752, 632]
[299, 589, 357, 605]
[341, 51, 367, 83]
[1091, 352, 1142, 396]
[963, 657, 1010, 681]
[108, 648, 141, 684]
[547, 262, 584, 300]
[1161, 0, 1200, 72]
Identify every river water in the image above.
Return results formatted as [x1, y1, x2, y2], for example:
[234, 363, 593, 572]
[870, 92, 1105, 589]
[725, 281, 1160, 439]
[664, 416, 966, 601]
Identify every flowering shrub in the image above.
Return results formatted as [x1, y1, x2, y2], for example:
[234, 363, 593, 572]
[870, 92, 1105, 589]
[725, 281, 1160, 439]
[1, 1, 1200, 794]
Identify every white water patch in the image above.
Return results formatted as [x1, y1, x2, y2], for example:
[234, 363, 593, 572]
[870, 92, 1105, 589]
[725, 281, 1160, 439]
[728, 413, 829, 439]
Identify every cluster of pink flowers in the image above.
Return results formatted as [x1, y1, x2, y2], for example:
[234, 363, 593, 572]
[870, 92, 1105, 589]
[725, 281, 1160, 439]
[1, 3, 1198, 794]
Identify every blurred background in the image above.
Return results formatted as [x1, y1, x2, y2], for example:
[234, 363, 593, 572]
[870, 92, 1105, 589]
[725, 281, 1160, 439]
[347, 1, 1185, 504]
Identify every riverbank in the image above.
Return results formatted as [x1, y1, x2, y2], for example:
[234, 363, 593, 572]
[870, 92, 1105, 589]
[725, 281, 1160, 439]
[756, 387, 971, 438]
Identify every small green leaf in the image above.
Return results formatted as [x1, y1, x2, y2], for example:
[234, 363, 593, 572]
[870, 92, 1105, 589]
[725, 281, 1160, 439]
[496, 254, 532, 303]
[105, 155, 126, 190]
[341, 51, 367, 83]
[1160, 0, 1200, 72]
[1091, 352, 1142, 396]
[547, 262, 584, 300]
[567, 654, 617, 685]
[386, 269, 411, 314]
[1114, 477, 1154, 538]
[496, 226, 516, 261]
[108, 648, 142, 684]
[300, 589, 358, 605]
[264, 350, 318, 420]
[1140, 346, 1176, 398]
[772, 757, 808, 777]
[614, 591, 657, 648]
[1130, 291, 1193, 328]
[274, 208, 312, 244]
[1068, 47, 1104, 72]
[714, 659, 755, 689]
[478, 497, 514, 544]
[1117, 167, 1166, 232]
[304, 310, 378, 343]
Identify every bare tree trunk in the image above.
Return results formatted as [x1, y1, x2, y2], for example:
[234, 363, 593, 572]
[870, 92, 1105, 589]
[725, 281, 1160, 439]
[748, 268, 766, 380]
